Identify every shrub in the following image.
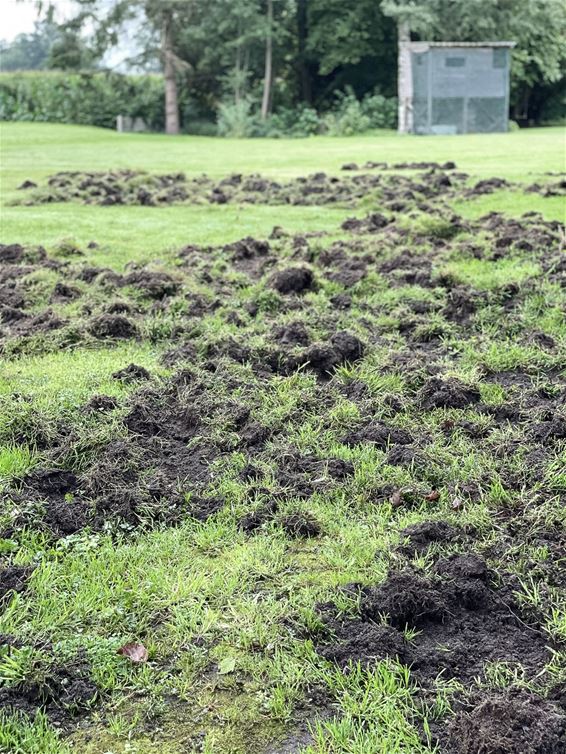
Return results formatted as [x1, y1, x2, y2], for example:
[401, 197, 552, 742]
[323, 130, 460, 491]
[261, 105, 321, 137]
[323, 92, 372, 136]
[0, 71, 166, 130]
[216, 99, 257, 138]
[361, 93, 398, 129]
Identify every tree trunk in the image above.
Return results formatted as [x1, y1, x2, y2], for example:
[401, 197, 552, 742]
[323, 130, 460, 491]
[261, 0, 273, 120]
[235, 15, 242, 105]
[297, 0, 312, 104]
[162, 13, 180, 135]
[397, 20, 412, 134]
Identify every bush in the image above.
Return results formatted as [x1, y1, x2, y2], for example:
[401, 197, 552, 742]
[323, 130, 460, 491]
[217, 99, 257, 138]
[361, 93, 398, 129]
[0, 71, 166, 130]
[323, 92, 371, 136]
[261, 105, 321, 137]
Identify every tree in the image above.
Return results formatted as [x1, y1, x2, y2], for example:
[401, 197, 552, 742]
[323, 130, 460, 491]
[260, 0, 273, 119]
[37, 0, 196, 134]
[0, 21, 59, 71]
[306, 0, 396, 105]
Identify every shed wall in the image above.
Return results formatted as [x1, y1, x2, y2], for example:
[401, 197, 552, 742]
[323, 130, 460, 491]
[410, 47, 510, 134]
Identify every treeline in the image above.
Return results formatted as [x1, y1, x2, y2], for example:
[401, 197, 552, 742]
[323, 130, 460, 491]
[1, 0, 564, 135]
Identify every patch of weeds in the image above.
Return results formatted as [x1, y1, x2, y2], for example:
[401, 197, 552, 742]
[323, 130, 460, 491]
[0, 710, 71, 754]
[305, 661, 435, 754]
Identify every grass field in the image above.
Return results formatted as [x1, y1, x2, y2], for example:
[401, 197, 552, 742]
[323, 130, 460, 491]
[0, 123, 565, 754]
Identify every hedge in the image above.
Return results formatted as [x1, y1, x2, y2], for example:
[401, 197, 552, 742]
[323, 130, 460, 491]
[0, 71, 166, 130]
[0, 71, 398, 136]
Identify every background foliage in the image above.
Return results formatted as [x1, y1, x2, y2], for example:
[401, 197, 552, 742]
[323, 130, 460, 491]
[0, 0, 564, 134]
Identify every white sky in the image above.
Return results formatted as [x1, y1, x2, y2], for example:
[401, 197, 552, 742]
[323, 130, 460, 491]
[0, 0, 144, 70]
[1, 0, 75, 41]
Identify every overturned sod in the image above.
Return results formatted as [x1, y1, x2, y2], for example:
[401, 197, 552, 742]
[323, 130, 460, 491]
[0, 124, 565, 754]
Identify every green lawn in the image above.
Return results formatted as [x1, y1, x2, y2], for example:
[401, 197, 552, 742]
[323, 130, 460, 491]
[1, 123, 564, 268]
[0, 123, 565, 754]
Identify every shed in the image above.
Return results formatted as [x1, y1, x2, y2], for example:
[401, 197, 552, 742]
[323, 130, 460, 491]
[398, 41, 515, 135]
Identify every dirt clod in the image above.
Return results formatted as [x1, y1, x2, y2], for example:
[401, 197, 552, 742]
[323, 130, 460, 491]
[447, 692, 566, 754]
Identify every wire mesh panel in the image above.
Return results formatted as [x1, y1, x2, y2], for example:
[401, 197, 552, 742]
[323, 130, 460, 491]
[410, 45, 511, 134]
[411, 51, 430, 133]
[467, 97, 507, 132]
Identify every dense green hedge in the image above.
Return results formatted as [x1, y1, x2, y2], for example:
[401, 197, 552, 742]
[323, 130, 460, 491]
[0, 71, 398, 136]
[0, 71, 166, 130]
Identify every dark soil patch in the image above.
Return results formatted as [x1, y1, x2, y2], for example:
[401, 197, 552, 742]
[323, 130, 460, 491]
[112, 363, 151, 383]
[0, 565, 35, 603]
[238, 501, 278, 534]
[419, 377, 481, 409]
[0, 651, 98, 724]
[84, 395, 119, 413]
[317, 552, 552, 686]
[87, 314, 138, 339]
[342, 421, 412, 449]
[270, 267, 314, 295]
[446, 691, 566, 754]
[397, 520, 462, 554]
[121, 270, 179, 299]
[6, 371, 250, 536]
[280, 511, 321, 539]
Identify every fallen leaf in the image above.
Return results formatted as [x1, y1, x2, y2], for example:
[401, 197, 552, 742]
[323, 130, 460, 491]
[117, 642, 148, 663]
[218, 657, 236, 675]
[425, 490, 440, 502]
[451, 497, 463, 510]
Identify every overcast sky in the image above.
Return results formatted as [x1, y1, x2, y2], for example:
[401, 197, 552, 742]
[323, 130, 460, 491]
[1, 0, 146, 71]
[1, 1, 77, 41]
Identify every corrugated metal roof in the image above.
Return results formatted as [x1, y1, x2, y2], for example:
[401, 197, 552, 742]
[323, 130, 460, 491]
[408, 41, 516, 49]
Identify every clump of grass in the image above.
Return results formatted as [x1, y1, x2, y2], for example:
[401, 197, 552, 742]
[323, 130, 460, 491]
[306, 660, 435, 753]
[0, 444, 36, 486]
[0, 710, 71, 754]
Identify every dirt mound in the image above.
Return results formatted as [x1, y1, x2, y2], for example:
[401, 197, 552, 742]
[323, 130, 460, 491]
[84, 395, 119, 413]
[319, 622, 406, 668]
[447, 692, 566, 754]
[24, 468, 78, 495]
[0, 243, 25, 264]
[398, 520, 461, 554]
[280, 511, 321, 538]
[87, 314, 138, 339]
[341, 212, 389, 233]
[0, 566, 34, 602]
[342, 421, 412, 449]
[227, 236, 270, 261]
[238, 501, 278, 534]
[121, 270, 179, 299]
[272, 321, 310, 346]
[317, 552, 551, 686]
[112, 363, 151, 383]
[270, 267, 314, 294]
[300, 331, 365, 377]
[393, 161, 457, 170]
[419, 377, 481, 409]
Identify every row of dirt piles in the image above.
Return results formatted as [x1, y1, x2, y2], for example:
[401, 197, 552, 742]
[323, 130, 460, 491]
[1, 167, 565, 748]
[14, 166, 566, 208]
